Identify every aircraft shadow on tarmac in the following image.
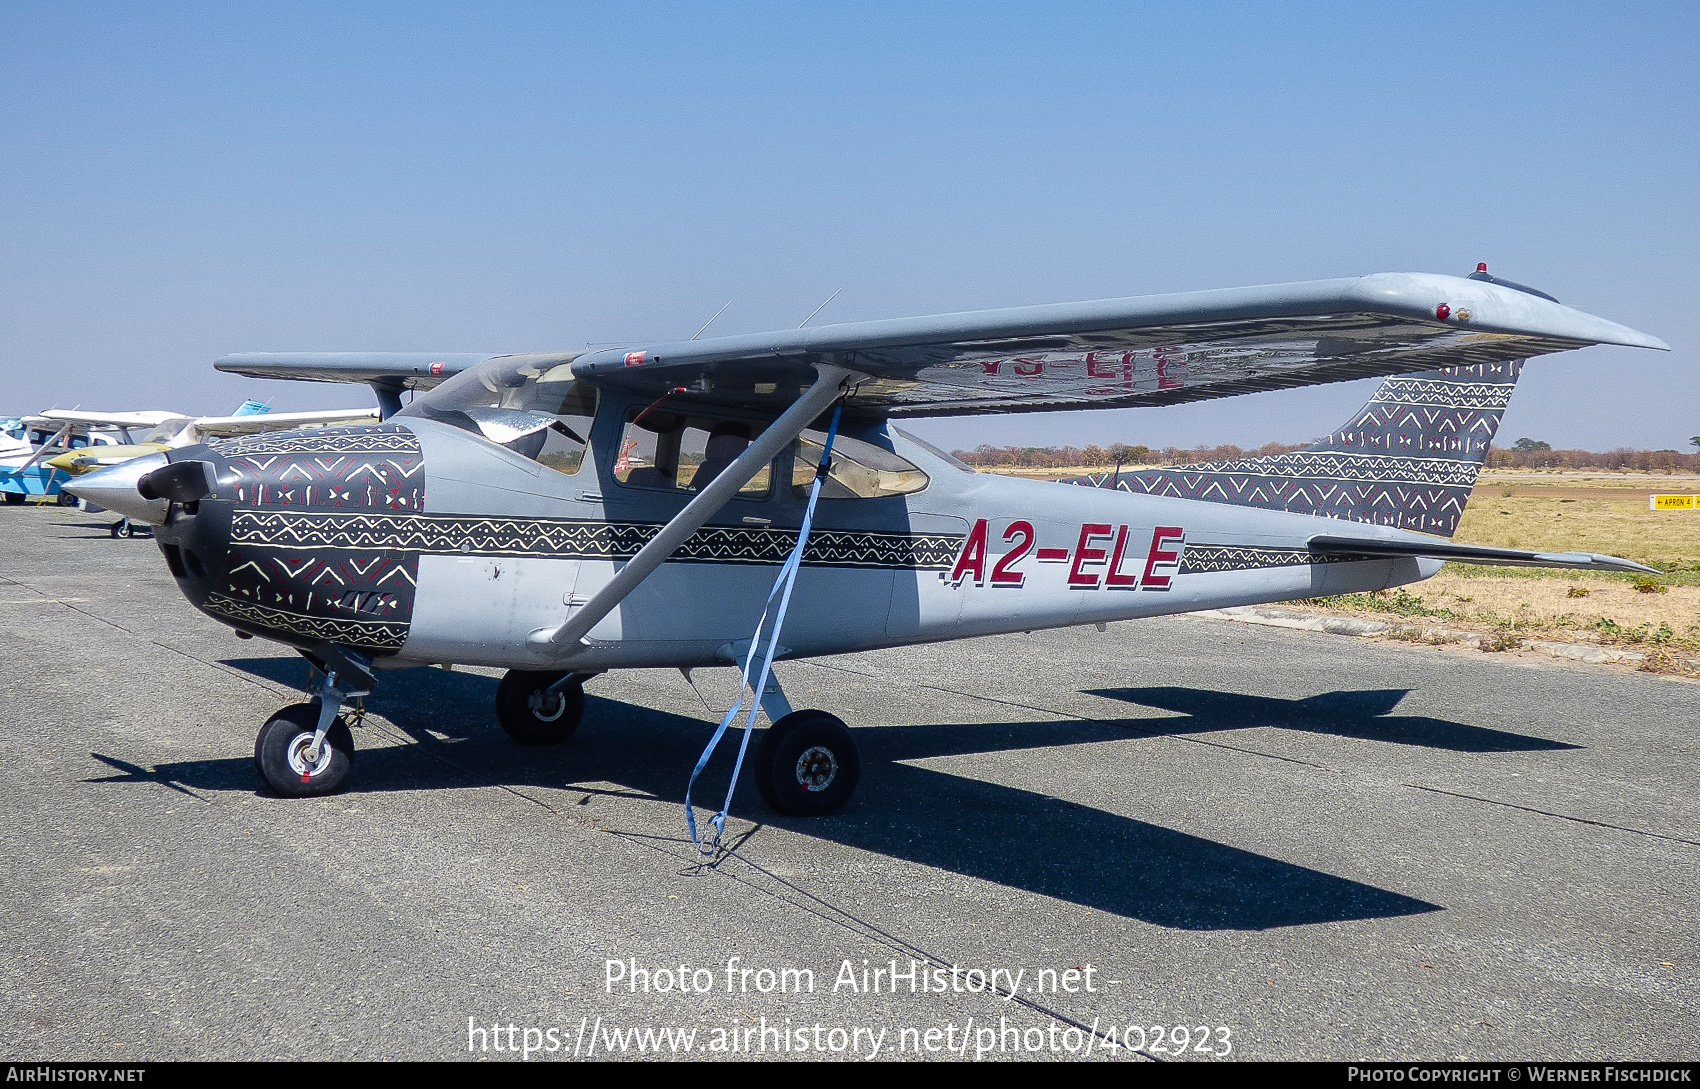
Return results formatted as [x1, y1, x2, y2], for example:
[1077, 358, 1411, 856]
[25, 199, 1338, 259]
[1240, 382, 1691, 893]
[85, 658, 1451, 932]
[1090, 687, 1581, 753]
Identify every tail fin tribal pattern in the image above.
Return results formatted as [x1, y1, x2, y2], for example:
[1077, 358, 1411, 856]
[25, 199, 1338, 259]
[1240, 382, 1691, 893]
[1076, 361, 1524, 537]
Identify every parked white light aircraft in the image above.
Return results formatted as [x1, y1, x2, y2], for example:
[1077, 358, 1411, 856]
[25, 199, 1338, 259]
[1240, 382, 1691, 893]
[34, 403, 379, 534]
[68, 268, 1666, 824]
[1, 418, 129, 505]
[39, 404, 382, 473]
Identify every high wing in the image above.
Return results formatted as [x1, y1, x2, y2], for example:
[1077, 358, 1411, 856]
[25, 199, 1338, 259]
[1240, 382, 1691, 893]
[571, 272, 1665, 416]
[208, 273, 1663, 419]
[213, 352, 503, 417]
[184, 406, 380, 441]
[33, 409, 189, 430]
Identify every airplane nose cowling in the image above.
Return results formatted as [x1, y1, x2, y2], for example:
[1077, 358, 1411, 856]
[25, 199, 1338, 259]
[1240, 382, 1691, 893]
[151, 422, 426, 655]
[62, 452, 170, 524]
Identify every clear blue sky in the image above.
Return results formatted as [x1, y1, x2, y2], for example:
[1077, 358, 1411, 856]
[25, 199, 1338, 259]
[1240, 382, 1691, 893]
[3, 1, 1694, 450]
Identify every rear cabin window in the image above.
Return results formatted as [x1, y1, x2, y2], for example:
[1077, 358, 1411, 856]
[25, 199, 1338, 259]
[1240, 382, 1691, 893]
[613, 410, 772, 498]
[791, 431, 929, 499]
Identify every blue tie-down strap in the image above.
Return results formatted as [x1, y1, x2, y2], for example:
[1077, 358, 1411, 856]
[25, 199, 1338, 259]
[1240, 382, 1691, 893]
[685, 402, 844, 855]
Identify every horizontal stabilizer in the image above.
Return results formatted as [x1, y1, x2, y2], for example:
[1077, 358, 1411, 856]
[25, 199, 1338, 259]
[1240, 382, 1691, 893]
[1308, 534, 1658, 574]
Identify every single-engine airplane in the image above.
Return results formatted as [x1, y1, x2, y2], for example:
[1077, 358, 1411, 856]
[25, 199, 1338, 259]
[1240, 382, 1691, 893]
[68, 267, 1667, 816]
[2, 417, 129, 505]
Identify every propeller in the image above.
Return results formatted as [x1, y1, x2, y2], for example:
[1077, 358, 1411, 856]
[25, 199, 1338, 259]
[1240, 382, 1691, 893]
[137, 460, 219, 503]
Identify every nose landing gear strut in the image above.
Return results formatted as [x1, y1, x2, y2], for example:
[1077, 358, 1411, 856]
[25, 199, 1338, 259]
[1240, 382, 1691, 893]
[255, 645, 373, 797]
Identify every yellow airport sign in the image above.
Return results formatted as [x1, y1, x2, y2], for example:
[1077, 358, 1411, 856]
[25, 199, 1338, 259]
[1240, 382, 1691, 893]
[1650, 494, 1698, 510]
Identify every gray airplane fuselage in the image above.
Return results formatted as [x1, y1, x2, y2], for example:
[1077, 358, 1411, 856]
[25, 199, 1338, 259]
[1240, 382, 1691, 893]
[146, 387, 1433, 674]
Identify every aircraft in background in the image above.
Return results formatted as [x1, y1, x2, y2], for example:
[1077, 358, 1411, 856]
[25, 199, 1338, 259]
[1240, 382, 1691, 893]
[1, 417, 131, 506]
[23, 403, 380, 535]
[69, 268, 1666, 827]
[41, 404, 386, 473]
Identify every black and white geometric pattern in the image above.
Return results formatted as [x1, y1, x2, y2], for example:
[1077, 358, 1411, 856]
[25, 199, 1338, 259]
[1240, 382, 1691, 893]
[201, 591, 411, 649]
[1179, 544, 1358, 574]
[228, 509, 966, 571]
[1067, 361, 1523, 536]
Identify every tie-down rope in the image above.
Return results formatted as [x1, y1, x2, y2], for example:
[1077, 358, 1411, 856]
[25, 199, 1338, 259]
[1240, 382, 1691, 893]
[684, 401, 844, 855]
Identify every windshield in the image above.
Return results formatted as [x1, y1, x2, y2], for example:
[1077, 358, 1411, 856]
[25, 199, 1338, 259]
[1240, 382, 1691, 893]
[139, 419, 191, 444]
[399, 354, 598, 474]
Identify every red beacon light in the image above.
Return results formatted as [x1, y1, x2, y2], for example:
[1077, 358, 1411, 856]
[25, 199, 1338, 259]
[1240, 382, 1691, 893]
[1477, 262, 1488, 273]
[1435, 303, 1452, 321]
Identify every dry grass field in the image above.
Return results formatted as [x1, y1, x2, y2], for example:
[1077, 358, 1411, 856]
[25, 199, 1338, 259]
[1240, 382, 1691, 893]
[977, 465, 1700, 660]
[1308, 471, 1700, 663]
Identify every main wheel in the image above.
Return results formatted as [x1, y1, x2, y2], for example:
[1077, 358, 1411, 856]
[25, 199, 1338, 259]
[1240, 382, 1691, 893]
[753, 710, 860, 817]
[256, 701, 355, 796]
[56, 491, 78, 507]
[4, 491, 24, 505]
[495, 670, 585, 745]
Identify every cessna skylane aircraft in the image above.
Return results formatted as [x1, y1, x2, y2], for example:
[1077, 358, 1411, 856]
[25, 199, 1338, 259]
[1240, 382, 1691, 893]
[68, 267, 1666, 824]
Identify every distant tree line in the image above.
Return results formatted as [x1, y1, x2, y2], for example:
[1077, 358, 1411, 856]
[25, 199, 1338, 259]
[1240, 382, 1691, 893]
[953, 441, 1700, 473]
[1485, 445, 1700, 472]
[951, 441, 1307, 470]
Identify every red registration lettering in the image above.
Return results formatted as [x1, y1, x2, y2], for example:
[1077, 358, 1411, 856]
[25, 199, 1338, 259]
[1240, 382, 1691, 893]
[990, 521, 1035, 586]
[1086, 352, 1119, 379]
[1067, 524, 1114, 588]
[1141, 526, 1185, 590]
[950, 518, 989, 585]
[1103, 525, 1140, 588]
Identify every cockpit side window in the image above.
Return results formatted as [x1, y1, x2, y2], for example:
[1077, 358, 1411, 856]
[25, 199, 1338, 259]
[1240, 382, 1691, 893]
[613, 409, 772, 498]
[790, 430, 929, 499]
[398, 356, 598, 476]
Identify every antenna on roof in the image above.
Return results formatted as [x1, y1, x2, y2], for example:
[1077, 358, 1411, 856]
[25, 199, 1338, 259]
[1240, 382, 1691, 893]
[798, 288, 843, 329]
[691, 300, 733, 341]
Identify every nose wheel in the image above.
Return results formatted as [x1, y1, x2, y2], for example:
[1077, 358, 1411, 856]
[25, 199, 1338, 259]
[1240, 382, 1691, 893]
[255, 701, 355, 796]
[753, 710, 860, 817]
[495, 670, 587, 744]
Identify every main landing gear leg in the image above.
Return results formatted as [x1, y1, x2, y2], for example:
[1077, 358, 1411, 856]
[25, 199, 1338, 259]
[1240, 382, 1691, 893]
[751, 672, 859, 818]
[255, 651, 373, 797]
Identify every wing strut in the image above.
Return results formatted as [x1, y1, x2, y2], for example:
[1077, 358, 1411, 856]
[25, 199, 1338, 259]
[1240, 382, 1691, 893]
[16, 423, 74, 474]
[525, 364, 856, 657]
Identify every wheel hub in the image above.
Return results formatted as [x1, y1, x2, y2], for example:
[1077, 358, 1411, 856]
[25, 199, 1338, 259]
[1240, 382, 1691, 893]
[285, 733, 335, 778]
[527, 688, 567, 722]
[794, 746, 838, 792]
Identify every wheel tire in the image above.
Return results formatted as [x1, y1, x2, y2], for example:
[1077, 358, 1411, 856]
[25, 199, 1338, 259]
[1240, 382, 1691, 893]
[57, 491, 78, 507]
[495, 670, 585, 745]
[256, 701, 355, 796]
[4, 491, 24, 505]
[753, 710, 859, 817]
[110, 522, 122, 538]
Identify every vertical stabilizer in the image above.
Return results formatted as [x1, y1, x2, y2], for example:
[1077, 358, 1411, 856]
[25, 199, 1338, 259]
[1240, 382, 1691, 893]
[1078, 361, 1523, 537]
